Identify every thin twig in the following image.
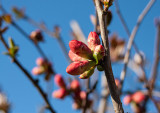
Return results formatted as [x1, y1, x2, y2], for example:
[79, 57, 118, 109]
[115, 0, 149, 86]
[95, 0, 124, 112]
[0, 34, 56, 113]
[98, 74, 110, 113]
[119, 0, 155, 92]
[23, 16, 71, 62]
[0, 6, 48, 60]
[114, 0, 140, 54]
[147, 20, 160, 112]
[149, 21, 160, 91]
[82, 79, 90, 113]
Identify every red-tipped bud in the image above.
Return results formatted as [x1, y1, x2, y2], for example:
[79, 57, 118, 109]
[93, 45, 105, 62]
[52, 88, 66, 99]
[123, 95, 132, 105]
[36, 57, 45, 66]
[69, 40, 93, 59]
[87, 32, 100, 51]
[66, 60, 96, 75]
[70, 80, 80, 90]
[54, 74, 66, 88]
[80, 91, 86, 100]
[132, 91, 145, 103]
[30, 30, 43, 44]
[68, 50, 85, 61]
[32, 67, 44, 75]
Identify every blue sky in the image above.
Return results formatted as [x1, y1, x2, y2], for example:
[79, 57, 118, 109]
[0, 0, 160, 113]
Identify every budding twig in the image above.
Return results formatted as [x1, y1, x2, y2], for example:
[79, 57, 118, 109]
[23, 16, 71, 62]
[119, 0, 155, 92]
[0, 6, 54, 62]
[0, 34, 56, 113]
[95, 0, 124, 112]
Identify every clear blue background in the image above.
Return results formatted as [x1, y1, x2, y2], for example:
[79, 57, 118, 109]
[0, 0, 160, 113]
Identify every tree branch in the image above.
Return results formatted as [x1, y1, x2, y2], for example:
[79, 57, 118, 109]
[119, 0, 155, 91]
[0, 34, 56, 113]
[95, 0, 124, 112]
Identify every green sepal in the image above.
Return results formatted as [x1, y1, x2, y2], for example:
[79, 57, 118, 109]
[93, 53, 99, 65]
[79, 66, 95, 79]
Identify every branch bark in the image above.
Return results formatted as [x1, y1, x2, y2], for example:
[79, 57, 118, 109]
[0, 34, 56, 113]
[95, 0, 124, 112]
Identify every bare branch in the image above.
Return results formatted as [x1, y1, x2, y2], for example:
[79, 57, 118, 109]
[95, 0, 124, 112]
[0, 34, 56, 113]
[119, 0, 155, 91]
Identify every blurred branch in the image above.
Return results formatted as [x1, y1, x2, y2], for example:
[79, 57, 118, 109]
[114, 0, 140, 53]
[95, 0, 124, 112]
[119, 0, 155, 92]
[23, 16, 71, 62]
[149, 20, 160, 91]
[0, 6, 48, 60]
[115, 0, 148, 85]
[148, 19, 160, 111]
[0, 34, 56, 113]
[98, 74, 110, 113]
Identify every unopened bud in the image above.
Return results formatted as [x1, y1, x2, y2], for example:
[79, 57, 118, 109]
[32, 67, 44, 75]
[87, 32, 100, 51]
[66, 60, 96, 75]
[70, 80, 80, 90]
[132, 91, 145, 103]
[80, 91, 86, 99]
[52, 88, 66, 99]
[30, 30, 43, 44]
[54, 74, 66, 88]
[36, 57, 45, 66]
[123, 95, 132, 105]
[68, 50, 86, 61]
[69, 40, 93, 59]
[93, 45, 105, 63]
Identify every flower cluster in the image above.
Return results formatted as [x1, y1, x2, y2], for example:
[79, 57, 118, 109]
[32, 57, 53, 80]
[123, 91, 145, 105]
[66, 32, 105, 79]
[52, 74, 92, 109]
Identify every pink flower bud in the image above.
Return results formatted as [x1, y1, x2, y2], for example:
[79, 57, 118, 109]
[80, 91, 86, 100]
[52, 88, 66, 99]
[69, 40, 93, 59]
[66, 60, 96, 75]
[54, 74, 66, 88]
[123, 95, 132, 105]
[32, 67, 44, 75]
[70, 80, 80, 90]
[87, 32, 100, 51]
[36, 57, 45, 66]
[68, 50, 85, 61]
[93, 45, 105, 60]
[30, 30, 43, 43]
[132, 91, 145, 103]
